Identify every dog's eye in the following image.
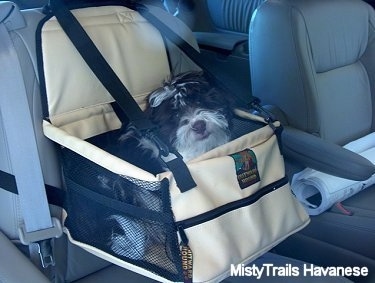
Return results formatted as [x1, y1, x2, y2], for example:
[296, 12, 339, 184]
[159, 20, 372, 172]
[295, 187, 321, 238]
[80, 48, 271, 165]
[180, 119, 189, 126]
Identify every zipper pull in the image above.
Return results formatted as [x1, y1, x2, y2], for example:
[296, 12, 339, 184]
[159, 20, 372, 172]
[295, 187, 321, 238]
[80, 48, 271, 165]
[178, 226, 193, 283]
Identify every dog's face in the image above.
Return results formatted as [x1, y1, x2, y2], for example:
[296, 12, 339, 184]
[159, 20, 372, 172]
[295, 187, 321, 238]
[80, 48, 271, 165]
[147, 72, 233, 161]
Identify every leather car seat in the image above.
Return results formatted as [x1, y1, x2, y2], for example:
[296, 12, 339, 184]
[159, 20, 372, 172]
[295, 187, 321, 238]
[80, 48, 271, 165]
[249, 0, 375, 280]
[250, 0, 375, 179]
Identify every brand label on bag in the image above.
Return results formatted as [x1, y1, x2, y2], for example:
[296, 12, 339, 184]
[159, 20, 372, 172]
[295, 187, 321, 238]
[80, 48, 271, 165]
[181, 244, 193, 283]
[230, 149, 260, 189]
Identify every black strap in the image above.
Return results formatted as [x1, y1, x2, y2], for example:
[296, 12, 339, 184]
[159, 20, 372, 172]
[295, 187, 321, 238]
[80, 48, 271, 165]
[137, 7, 254, 107]
[49, 0, 153, 130]
[0, 169, 64, 207]
[47, 0, 197, 192]
[0, 170, 17, 195]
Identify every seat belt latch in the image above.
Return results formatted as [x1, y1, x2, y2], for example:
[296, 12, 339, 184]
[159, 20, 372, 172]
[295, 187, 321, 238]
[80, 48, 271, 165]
[18, 217, 63, 245]
[18, 217, 62, 268]
[36, 239, 55, 268]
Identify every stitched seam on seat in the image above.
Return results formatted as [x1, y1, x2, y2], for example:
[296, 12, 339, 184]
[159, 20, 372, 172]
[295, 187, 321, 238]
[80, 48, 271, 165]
[290, 6, 319, 135]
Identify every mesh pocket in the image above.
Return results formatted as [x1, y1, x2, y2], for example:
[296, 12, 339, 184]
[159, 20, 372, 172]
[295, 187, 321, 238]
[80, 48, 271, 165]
[61, 148, 183, 281]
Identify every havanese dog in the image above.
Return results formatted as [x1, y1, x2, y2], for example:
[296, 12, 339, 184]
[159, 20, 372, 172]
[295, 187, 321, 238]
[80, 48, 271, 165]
[114, 71, 233, 172]
[146, 71, 233, 161]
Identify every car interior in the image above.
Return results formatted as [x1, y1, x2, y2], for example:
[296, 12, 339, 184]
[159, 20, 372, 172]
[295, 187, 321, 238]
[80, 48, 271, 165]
[0, 0, 375, 282]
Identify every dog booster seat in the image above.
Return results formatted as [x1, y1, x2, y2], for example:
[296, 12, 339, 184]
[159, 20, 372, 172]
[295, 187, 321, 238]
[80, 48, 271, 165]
[38, 1, 310, 282]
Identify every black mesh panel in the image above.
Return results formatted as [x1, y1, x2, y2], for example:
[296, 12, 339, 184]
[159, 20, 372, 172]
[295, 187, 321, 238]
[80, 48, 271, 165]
[61, 147, 183, 281]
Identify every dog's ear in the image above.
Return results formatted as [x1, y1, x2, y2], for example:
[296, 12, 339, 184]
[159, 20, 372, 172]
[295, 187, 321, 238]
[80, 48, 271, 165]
[148, 88, 176, 108]
[149, 71, 205, 108]
[148, 84, 187, 109]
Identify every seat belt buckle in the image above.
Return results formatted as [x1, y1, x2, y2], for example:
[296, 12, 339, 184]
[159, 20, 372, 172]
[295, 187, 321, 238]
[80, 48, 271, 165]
[18, 217, 63, 245]
[145, 131, 170, 157]
[36, 239, 55, 268]
[18, 217, 62, 268]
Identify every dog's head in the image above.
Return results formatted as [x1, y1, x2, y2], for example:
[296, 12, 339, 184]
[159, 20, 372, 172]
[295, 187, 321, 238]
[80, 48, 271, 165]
[146, 71, 233, 160]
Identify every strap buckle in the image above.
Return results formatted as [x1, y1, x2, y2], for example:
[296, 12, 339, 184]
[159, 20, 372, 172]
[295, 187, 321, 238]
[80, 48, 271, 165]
[19, 217, 62, 268]
[144, 130, 170, 157]
[36, 239, 55, 268]
[249, 98, 284, 151]
[140, 129, 196, 192]
[249, 98, 276, 123]
[18, 217, 63, 245]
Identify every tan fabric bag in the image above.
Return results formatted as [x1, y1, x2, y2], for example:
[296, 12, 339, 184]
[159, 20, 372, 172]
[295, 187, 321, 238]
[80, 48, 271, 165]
[39, 4, 310, 283]
[43, 108, 309, 283]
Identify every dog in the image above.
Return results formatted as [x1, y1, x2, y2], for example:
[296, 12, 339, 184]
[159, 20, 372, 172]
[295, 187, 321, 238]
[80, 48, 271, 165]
[116, 71, 233, 170]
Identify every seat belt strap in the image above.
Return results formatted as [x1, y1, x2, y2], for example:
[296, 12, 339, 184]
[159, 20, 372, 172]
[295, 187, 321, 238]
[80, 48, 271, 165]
[0, 6, 61, 267]
[138, 7, 254, 107]
[0, 168, 65, 208]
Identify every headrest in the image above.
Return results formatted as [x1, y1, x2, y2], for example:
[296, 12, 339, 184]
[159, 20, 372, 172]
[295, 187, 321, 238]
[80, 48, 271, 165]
[0, 1, 25, 31]
[293, 0, 373, 73]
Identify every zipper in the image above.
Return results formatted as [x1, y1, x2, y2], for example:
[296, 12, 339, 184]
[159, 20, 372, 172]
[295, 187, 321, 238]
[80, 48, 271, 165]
[176, 176, 288, 229]
[176, 176, 288, 282]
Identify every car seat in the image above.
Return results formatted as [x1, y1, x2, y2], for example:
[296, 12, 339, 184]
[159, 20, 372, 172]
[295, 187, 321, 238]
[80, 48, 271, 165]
[250, 0, 375, 179]
[249, 0, 375, 280]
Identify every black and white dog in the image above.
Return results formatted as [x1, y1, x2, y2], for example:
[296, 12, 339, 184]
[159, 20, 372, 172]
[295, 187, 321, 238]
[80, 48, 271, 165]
[118, 71, 233, 167]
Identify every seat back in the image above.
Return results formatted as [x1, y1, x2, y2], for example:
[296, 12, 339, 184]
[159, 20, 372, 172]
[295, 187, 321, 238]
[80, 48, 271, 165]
[250, 0, 375, 145]
[206, 0, 263, 35]
[249, 1, 375, 274]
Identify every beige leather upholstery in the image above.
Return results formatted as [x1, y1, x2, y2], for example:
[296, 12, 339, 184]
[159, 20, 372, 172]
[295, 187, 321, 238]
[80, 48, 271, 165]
[250, 0, 375, 145]
[249, 0, 375, 277]
[249, 0, 375, 180]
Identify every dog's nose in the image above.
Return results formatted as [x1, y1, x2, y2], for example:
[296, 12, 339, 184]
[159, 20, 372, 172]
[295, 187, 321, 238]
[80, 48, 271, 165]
[191, 120, 206, 134]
